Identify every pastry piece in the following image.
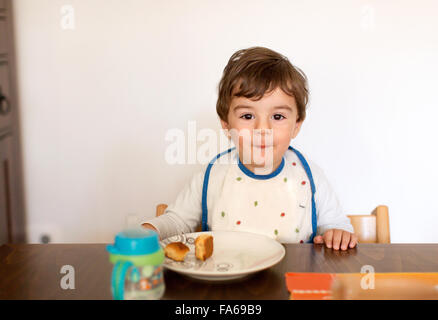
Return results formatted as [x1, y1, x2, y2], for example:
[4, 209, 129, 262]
[195, 234, 214, 261]
[164, 242, 190, 262]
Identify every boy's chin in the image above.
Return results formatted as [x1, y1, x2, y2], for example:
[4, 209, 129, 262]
[252, 165, 275, 175]
[251, 159, 272, 167]
[251, 159, 277, 173]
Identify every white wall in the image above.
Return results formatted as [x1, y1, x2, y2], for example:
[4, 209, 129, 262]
[12, 0, 438, 243]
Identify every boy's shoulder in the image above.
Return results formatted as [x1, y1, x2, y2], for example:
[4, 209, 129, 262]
[285, 146, 315, 166]
[204, 147, 239, 176]
[285, 147, 326, 180]
[190, 148, 238, 182]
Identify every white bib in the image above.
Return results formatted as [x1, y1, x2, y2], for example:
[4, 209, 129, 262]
[204, 148, 314, 243]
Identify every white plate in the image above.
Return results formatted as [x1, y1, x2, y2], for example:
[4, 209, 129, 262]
[160, 231, 285, 281]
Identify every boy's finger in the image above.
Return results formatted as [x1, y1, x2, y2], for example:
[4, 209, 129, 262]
[313, 235, 323, 244]
[341, 232, 351, 250]
[323, 230, 333, 248]
[349, 234, 358, 248]
[332, 229, 343, 250]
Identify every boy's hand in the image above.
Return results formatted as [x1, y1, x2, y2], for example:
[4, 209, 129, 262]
[313, 229, 358, 250]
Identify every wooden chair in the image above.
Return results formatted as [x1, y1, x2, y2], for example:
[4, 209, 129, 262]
[156, 203, 202, 232]
[156, 203, 168, 217]
[347, 205, 390, 243]
[157, 204, 391, 243]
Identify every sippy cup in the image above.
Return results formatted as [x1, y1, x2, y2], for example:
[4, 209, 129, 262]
[107, 227, 165, 300]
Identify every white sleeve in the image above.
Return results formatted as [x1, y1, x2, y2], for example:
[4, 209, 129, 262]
[309, 160, 354, 235]
[141, 168, 205, 240]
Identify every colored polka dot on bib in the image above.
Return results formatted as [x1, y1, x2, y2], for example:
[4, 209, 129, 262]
[254, 201, 258, 207]
[221, 211, 225, 217]
[292, 162, 296, 166]
[281, 212, 285, 217]
[236, 220, 241, 225]
[300, 240, 304, 243]
[301, 181, 306, 185]
[284, 177, 287, 183]
[236, 177, 242, 181]
[274, 229, 278, 235]
[295, 228, 300, 233]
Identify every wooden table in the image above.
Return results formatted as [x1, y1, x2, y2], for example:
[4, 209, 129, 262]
[1, 243, 438, 300]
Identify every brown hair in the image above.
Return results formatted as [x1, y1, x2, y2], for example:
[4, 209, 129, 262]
[216, 46, 309, 123]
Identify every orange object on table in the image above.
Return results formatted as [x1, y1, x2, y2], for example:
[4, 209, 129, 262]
[285, 272, 438, 300]
[285, 273, 335, 300]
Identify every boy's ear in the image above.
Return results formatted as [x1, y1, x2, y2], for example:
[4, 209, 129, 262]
[220, 119, 231, 136]
[220, 119, 234, 140]
[291, 120, 303, 139]
[220, 119, 230, 130]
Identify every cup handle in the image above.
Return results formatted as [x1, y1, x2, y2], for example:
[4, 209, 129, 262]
[111, 261, 134, 300]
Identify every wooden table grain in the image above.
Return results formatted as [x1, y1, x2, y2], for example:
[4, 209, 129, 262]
[1, 243, 438, 300]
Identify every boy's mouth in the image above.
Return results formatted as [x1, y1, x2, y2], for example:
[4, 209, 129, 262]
[253, 144, 273, 149]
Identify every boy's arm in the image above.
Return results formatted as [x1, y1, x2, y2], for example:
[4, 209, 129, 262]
[310, 160, 358, 250]
[141, 169, 204, 240]
[310, 160, 354, 235]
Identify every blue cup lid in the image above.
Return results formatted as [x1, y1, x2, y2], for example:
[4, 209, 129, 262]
[106, 227, 160, 256]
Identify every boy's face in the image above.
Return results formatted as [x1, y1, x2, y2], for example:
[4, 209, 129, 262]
[221, 86, 303, 173]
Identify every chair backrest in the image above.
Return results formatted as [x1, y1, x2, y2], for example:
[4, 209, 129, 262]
[347, 205, 390, 243]
[156, 203, 168, 217]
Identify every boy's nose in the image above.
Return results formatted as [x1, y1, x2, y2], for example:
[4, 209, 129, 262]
[253, 118, 273, 144]
[255, 118, 272, 131]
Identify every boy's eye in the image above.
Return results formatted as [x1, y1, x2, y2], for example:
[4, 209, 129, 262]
[240, 114, 254, 120]
[272, 114, 285, 120]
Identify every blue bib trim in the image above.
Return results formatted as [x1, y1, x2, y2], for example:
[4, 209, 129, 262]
[238, 156, 285, 180]
[288, 146, 317, 243]
[201, 146, 317, 243]
[201, 147, 235, 232]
